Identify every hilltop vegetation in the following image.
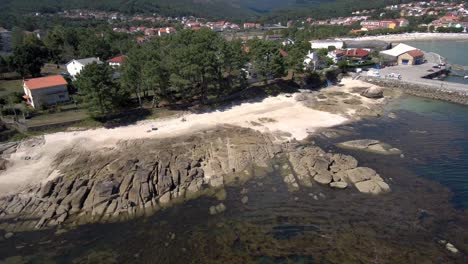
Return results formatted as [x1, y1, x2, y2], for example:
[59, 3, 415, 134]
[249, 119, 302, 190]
[0, 0, 413, 20]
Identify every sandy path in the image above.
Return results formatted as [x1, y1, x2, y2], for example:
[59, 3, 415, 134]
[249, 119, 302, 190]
[0, 93, 351, 195]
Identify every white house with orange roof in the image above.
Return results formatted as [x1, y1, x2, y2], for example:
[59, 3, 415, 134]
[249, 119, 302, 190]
[23, 75, 69, 109]
[107, 55, 127, 67]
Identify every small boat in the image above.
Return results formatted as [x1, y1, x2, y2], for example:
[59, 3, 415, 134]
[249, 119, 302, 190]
[464, 76, 468, 79]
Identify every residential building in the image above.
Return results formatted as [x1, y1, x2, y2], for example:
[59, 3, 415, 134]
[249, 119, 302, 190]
[66, 57, 102, 78]
[107, 55, 126, 67]
[327, 50, 346, 63]
[243, 23, 262, 29]
[23, 75, 69, 109]
[360, 18, 409, 30]
[344, 48, 370, 60]
[304, 51, 320, 70]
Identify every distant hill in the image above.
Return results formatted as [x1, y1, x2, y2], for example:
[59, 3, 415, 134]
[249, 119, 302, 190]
[0, 0, 332, 19]
[0, 0, 410, 21]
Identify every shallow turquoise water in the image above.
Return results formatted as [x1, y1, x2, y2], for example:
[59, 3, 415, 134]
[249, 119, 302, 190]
[390, 96, 468, 209]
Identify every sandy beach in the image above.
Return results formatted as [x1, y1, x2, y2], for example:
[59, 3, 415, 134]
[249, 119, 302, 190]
[0, 78, 382, 195]
[341, 32, 468, 43]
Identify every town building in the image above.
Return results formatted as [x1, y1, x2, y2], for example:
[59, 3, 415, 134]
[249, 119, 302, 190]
[344, 48, 370, 61]
[327, 50, 346, 63]
[360, 18, 409, 30]
[107, 55, 126, 67]
[380, 43, 424, 65]
[23, 75, 69, 109]
[243, 23, 262, 29]
[66, 57, 102, 78]
[397, 50, 425, 65]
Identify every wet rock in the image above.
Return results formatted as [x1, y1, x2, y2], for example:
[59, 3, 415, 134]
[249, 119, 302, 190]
[314, 172, 332, 185]
[355, 180, 390, 194]
[330, 181, 348, 189]
[337, 139, 401, 155]
[345, 167, 374, 182]
[445, 242, 459, 254]
[388, 112, 397, 119]
[241, 196, 249, 204]
[209, 203, 226, 215]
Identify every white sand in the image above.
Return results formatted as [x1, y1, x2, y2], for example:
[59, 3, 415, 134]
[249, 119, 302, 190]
[341, 32, 468, 42]
[0, 93, 351, 194]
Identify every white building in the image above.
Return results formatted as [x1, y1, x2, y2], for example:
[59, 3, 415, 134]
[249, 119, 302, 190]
[23, 75, 69, 109]
[304, 51, 320, 70]
[66, 57, 102, 78]
[310, 39, 344, 50]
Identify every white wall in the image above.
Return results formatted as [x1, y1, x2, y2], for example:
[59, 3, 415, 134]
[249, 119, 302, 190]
[66, 60, 85, 78]
[311, 41, 344, 50]
[24, 84, 70, 109]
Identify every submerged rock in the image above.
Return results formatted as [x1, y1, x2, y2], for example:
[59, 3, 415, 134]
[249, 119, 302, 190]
[330, 182, 348, 189]
[4, 232, 14, 239]
[209, 203, 226, 215]
[337, 139, 402, 155]
[445, 242, 459, 254]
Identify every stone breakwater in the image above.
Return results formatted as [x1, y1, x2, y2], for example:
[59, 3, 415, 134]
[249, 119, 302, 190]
[364, 78, 468, 105]
[0, 126, 390, 232]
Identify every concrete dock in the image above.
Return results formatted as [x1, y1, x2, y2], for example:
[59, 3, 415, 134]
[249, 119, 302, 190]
[364, 50, 468, 103]
[376, 63, 468, 94]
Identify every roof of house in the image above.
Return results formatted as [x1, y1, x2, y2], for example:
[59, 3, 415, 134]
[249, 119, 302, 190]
[24, 75, 68, 90]
[406, 49, 424, 58]
[67, 57, 102, 66]
[380, 43, 418, 57]
[107, 55, 126, 63]
[345, 48, 370, 58]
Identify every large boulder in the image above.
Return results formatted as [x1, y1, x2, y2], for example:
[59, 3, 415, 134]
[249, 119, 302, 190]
[344, 167, 377, 184]
[314, 172, 333, 185]
[361, 86, 383, 99]
[355, 179, 390, 194]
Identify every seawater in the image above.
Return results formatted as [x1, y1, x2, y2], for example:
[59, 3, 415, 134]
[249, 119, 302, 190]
[404, 40, 468, 85]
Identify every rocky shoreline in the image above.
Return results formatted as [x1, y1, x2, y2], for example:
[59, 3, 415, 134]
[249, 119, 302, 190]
[364, 78, 468, 105]
[0, 125, 391, 232]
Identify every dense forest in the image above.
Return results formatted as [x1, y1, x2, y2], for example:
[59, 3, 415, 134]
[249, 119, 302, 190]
[0, 0, 415, 21]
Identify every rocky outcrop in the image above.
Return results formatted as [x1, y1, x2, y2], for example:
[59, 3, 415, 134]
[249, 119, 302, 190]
[0, 126, 391, 231]
[337, 139, 402, 155]
[0, 126, 277, 231]
[286, 145, 389, 194]
[361, 86, 384, 99]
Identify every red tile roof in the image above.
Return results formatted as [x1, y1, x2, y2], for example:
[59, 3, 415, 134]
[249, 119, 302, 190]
[24, 75, 68, 90]
[107, 55, 126, 63]
[406, 49, 424, 58]
[345, 48, 370, 58]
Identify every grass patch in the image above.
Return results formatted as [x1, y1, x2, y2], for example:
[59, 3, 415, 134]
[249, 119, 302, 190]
[27, 108, 88, 127]
[0, 79, 22, 97]
[41, 63, 66, 76]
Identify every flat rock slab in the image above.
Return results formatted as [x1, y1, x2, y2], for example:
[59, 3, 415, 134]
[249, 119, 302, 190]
[337, 139, 402, 155]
